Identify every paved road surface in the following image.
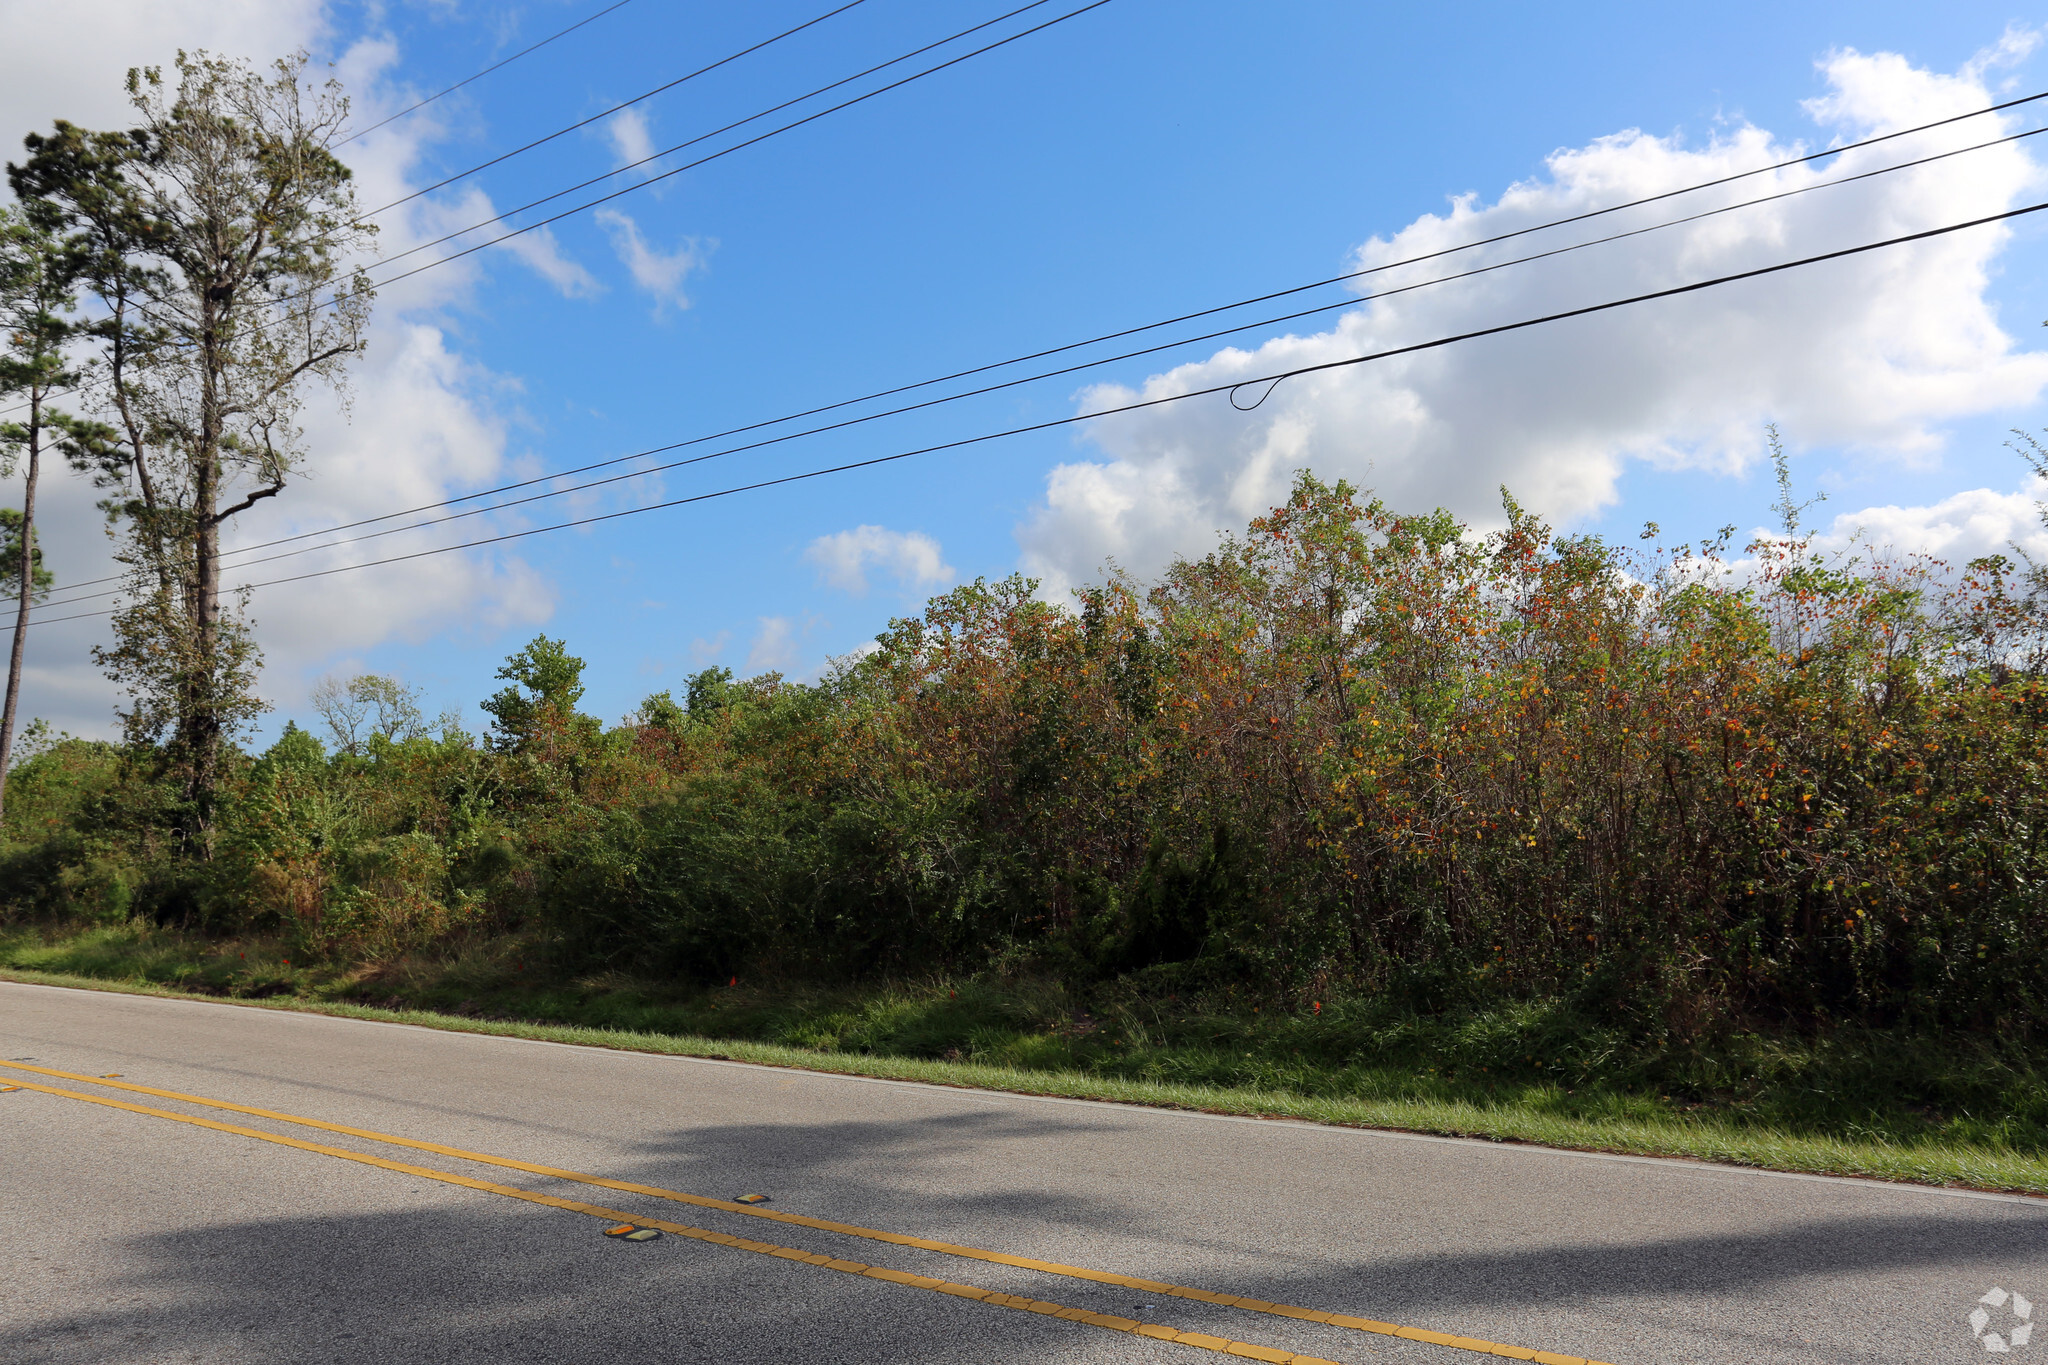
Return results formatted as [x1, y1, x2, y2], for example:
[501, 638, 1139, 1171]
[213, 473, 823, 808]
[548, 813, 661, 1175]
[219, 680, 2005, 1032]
[2, 980, 2043, 1364]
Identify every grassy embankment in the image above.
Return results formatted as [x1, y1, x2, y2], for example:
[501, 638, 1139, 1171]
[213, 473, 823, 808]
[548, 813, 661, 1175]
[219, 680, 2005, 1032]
[6, 919, 2046, 1197]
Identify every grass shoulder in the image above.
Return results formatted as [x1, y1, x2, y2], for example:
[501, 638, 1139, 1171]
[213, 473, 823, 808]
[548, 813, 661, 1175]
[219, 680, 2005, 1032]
[4, 919, 2045, 1199]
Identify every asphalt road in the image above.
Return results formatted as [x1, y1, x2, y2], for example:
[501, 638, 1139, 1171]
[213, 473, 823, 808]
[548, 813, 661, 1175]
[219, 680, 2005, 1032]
[1, 981, 2043, 1365]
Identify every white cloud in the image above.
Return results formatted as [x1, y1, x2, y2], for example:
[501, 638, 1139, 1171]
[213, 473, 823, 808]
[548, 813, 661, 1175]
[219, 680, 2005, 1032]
[1018, 41, 2048, 596]
[490, 223, 604, 298]
[746, 616, 799, 674]
[0, 0, 325, 145]
[1803, 480, 2048, 565]
[1702, 471, 2048, 602]
[1949, 23, 2035, 88]
[804, 525, 956, 597]
[329, 53, 600, 306]
[607, 106, 659, 171]
[232, 323, 557, 671]
[416, 186, 601, 298]
[596, 208, 703, 313]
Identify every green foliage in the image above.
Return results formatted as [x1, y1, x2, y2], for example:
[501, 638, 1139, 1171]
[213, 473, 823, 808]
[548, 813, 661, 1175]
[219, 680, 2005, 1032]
[686, 665, 737, 717]
[0, 508, 53, 598]
[481, 635, 589, 751]
[635, 689, 687, 734]
[547, 774, 803, 980]
[7, 923, 2047, 1169]
[5, 464, 2048, 1132]
[262, 721, 327, 770]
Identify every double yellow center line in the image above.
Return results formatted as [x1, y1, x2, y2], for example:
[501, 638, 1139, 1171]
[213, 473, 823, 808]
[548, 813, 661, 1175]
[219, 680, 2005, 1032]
[1, 1059, 1612, 1365]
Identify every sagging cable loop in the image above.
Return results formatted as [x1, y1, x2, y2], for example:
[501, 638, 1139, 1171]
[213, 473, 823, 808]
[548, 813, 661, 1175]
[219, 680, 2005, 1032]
[1229, 376, 1286, 411]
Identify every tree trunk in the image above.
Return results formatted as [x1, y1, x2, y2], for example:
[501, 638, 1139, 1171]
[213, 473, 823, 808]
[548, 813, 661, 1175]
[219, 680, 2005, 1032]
[186, 294, 224, 846]
[0, 388, 42, 821]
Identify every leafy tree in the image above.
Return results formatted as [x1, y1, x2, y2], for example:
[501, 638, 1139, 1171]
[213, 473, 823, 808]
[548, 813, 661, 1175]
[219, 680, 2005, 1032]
[686, 666, 736, 717]
[9, 51, 376, 845]
[634, 689, 687, 734]
[482, 636, 587, 751]
[262, 719, 328, 770]
[311, 673, 436, 756]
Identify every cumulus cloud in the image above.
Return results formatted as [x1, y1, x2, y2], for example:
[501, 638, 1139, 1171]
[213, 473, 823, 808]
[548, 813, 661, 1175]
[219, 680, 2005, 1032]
[1019, 40, 2048, 595]
[596, 208, 703, 312]
[229, 324, 557, 664]
[1802, 479, 2048, 565]
[0, 0, 325, 139]
[804, 525, 956, 597]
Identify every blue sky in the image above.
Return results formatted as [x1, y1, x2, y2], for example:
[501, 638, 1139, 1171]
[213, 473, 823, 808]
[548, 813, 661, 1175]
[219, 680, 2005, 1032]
[6, 0, 2048, 742]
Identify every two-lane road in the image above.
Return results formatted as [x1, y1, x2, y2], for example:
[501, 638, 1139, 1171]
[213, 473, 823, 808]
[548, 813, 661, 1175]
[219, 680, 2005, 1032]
[2, 980, 2042, 1363]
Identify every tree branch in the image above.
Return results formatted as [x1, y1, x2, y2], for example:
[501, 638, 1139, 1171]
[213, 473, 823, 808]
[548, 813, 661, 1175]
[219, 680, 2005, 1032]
[209, 480, 284, 525]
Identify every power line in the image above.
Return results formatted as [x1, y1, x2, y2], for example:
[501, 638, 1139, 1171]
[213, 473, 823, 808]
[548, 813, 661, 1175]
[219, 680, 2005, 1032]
[160, 131, 2048, 567]
[349, 0, 1117, 296]
[176, 0, 1089, 318]
[26, 198, 2047, 631]
[9, 77, 2043, 436]
[60, 0, 992, 347]
[337, 0, 640, 148]
[342, 66, 2048, 354]
[361, 0, 877, 217]
[0, 0, 1096, 419]
[22, 117, 2048, 613]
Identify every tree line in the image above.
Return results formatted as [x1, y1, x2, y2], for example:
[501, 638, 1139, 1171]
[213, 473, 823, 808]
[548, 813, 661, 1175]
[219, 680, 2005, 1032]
[6, 470, 2047, 1044]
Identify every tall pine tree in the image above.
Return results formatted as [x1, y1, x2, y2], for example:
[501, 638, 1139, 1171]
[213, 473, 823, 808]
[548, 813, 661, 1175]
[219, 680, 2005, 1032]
[11, 52, 376, 847]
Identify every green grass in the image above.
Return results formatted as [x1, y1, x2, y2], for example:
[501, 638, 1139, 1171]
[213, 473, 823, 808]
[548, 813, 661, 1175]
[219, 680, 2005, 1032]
[5, 919, 2047, 1198]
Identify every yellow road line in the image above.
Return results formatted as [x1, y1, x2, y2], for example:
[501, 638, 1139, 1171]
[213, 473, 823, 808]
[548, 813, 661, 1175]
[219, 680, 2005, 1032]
[12, 1078, 1337, 1365]
[0, 1059, 1609, 1365]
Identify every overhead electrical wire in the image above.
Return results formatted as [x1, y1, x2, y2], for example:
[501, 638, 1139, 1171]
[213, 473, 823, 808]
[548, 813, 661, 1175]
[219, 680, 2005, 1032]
[337, 0, 641, 148]
[363, 0, 927, 221]
[273, 67, 2048, 358]
[20, 116, 2048, 614]
[9, 24, 2047, 616]
[24, 198, 2048, 631]
[169, 0, 1097, 319]
[327, 0, 1117, 298]
[8, 78, 2044, 435]
[0, 0, 1097, 420]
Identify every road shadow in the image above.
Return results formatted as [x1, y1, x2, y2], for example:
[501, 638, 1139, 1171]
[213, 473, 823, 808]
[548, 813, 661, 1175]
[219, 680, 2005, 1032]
[1, 1193, 1169, 1365]
[594, 1106, 2048, 1302]
[588, 1106, 2048, 1362]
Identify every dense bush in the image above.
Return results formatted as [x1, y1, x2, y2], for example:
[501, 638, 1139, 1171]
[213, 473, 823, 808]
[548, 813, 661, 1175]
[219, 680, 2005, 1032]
[6, 472, 2046, 1046]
